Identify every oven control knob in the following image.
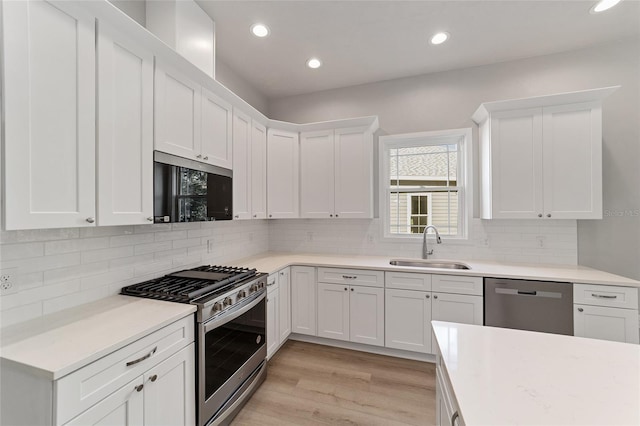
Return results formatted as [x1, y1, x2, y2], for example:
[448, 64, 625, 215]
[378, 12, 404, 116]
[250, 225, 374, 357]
[223, 297, 233, 307]
[258, 282, 265, 289]
[249, 284, 258, 294]
[237, 290, 247, 301]
[212, 302, 223, 313]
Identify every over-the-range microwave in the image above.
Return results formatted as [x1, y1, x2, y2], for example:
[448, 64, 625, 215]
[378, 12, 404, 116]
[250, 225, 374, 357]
[153, 151, 233, 223]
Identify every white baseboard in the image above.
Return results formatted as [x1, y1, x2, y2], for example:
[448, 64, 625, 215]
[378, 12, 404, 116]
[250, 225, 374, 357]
[286, 333, 436, 363]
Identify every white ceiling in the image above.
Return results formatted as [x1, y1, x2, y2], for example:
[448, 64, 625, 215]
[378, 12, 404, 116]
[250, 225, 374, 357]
[196, 1, 640, 100]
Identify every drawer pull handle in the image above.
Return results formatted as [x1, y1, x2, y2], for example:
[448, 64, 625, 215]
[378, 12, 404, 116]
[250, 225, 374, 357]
[578, 307, 584, 312]
[592, 293, 617, 299]
[342, 275, 357, 279]
[126, 347, 157, 367]
[451, 410, 460, 426]
[135, 384, 144, 392]
[149, 374, 158, 382]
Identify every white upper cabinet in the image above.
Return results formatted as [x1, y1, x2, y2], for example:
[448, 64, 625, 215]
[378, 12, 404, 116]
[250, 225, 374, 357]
[232, 110, 252, 220]
[334, 127, 374, 218]
[300, 130, 335, 218]
[300, 126, 375, 219]
[96, 21, 154, 226]
[201, 89, 233, 169]
[154, 62, 232, 169]
[2, 0, 96, 229]
[251, 121, 268, 219]
[473, 87, 618, 220]
[267, 128, 300, 218]
[154, 61, 201, 161]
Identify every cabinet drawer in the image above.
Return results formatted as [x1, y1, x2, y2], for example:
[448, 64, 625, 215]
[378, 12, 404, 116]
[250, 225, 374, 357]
[317, 267, 384, 288]
[432, 275, 483, 296]
[385, 271, 431, 291]
[55, 315, 194, 425]
[267, 273, 278, 290]
[573, 284, 638, 309]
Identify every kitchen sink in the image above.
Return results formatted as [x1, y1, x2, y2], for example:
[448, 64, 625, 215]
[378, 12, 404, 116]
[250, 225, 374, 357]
[389, 259, 471, 270]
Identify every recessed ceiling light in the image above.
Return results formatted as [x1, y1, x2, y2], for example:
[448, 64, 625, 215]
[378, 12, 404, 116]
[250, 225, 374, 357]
[591, 0, 622, 13]
[430, 32, 449, 45]
[250, 24, 270, 38]
[307, 58, 322, 69]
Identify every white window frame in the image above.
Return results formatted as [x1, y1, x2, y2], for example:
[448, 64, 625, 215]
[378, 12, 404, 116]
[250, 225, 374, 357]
[379, 128, 472, 241]
[405, 193, 433, 234]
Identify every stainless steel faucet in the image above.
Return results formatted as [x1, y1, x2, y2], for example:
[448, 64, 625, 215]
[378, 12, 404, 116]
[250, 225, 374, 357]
[422, 225, 442, 259]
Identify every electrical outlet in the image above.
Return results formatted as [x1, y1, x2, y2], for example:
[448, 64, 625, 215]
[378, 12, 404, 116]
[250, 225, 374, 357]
[307, 232, 314, 242]
[0, 274, 18, 295]
[207, 239, 215, 253]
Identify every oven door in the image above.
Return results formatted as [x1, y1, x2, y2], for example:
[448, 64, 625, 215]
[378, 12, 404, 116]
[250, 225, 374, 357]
[198, 292, 266, 426]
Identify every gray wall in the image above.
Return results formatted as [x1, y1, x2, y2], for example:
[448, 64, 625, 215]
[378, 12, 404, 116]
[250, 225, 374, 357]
[216, 60, 269, 115]
[108, 0, 146, 26]
[269, 38, 640, 281]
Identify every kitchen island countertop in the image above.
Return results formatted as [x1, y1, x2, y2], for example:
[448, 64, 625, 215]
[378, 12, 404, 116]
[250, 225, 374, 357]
[432, 321, 640, 425]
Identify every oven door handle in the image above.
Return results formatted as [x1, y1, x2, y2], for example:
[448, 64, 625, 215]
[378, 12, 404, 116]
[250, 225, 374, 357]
[204, 292, 266, 333]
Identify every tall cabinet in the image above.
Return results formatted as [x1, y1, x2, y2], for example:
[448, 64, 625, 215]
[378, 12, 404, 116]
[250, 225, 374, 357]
[472, 87, 618, 220]
[267, 128, 300, 218]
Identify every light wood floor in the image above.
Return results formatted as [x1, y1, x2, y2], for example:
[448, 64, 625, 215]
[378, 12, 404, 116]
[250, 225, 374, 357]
[231, 340, 436, 425]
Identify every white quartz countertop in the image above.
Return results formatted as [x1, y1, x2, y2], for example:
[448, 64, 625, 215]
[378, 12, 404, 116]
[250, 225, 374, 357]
[432, 321, 640, 426]
[229, 252, 640, 287]
[0, 295, 195, 380]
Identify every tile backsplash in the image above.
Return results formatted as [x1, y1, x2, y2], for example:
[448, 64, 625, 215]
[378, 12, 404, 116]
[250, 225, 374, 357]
[0, 220, 268, 327]
[0, 217, 577, 327]
[269, 218, 577, 265]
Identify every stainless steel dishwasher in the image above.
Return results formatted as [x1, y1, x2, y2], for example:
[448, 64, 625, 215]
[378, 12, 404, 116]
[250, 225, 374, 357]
[484, 278, 573, 335]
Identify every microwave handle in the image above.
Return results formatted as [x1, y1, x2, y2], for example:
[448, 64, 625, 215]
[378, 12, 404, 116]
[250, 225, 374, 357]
[204, 292, 265, 333]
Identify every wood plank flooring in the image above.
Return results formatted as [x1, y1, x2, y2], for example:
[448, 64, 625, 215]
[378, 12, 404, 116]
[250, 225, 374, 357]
[231, 341, 436, 426]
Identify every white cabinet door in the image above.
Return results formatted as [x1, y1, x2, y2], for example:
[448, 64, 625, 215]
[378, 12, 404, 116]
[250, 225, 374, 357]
[300, 130, 335, 218]
[3, 0, 96, 230]
[266, 284, 280, 359]
[97, 21, 153, 227]
[251, 121, 268, 219]
[201, 88, 233, 169]
[64, 377, 144, 425]
[431, 293, 483, 326]
[574, 305, 639, 344]
[143, 343, 196, 426]
[232, 110, 252, 220]
[317, 283, 350, 342]
[267, 129, 299, 218]
[542, 102, 602, 219]
[154, 61, 201, 161]
[278, 268, 292, 343]
[350, 285, 384, 347]
[488, 108, 543, 219]
[291, 266, 317, 336]
[385, 289, 431, 353]
[334, 127, 374, 218]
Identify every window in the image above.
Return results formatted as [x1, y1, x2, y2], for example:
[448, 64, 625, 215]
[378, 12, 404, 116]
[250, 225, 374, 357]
[381, 129, 470, 239]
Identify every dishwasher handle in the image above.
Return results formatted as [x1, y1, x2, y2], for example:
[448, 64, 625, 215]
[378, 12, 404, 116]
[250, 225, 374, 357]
[495, 288, 562, 299]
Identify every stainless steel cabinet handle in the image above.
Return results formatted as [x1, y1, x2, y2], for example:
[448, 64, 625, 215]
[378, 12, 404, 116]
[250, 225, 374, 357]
[280, 272, 284, 276]
[203, 156, 209, 160]
[335, 214, 339, 218]
[451, 411, 459, 426]
[86, 217, 95, 223]
[269, 214, 272, 218]
[344, 287, 348, 291]
[433, 295, 438, 299]
[592, 293, 617, 299]
[196, 154, 202, 158]
[578, 307, 584, 312]
[253, 214, 257, 218]
[538, 213, 543, 218]
[546, 214, 552, 218]
[351, 288, 354, 291]
[146, 217, 153, 222]
[149, 374, 158, 382]
[330, 214, 333, 217]
[135, 384, 144, 392]
[234, 215, 239, 219]
[426, 294, 430, 299]
[126, 347, 157, 367]
[342, 275, 357, 279]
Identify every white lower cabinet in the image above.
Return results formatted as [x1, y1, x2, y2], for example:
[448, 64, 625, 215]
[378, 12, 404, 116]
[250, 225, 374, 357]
[67, 343, 195, 426]
[278, 268, 292, 343]
[291, 266, 317, 336]
[317, 282, 350, 341]
[350, 285, 385, 346]
[385, 288, 432, 353]
[573, 283, 639, 344]
[436, 352, 463, 426]
[266, 279, 280, 359]
[385, 273, 483, 355]
[266, 267, 292, 359]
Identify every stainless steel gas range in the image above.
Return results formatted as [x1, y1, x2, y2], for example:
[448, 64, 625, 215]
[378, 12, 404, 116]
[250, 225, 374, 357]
[121, 265, 268, 426]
